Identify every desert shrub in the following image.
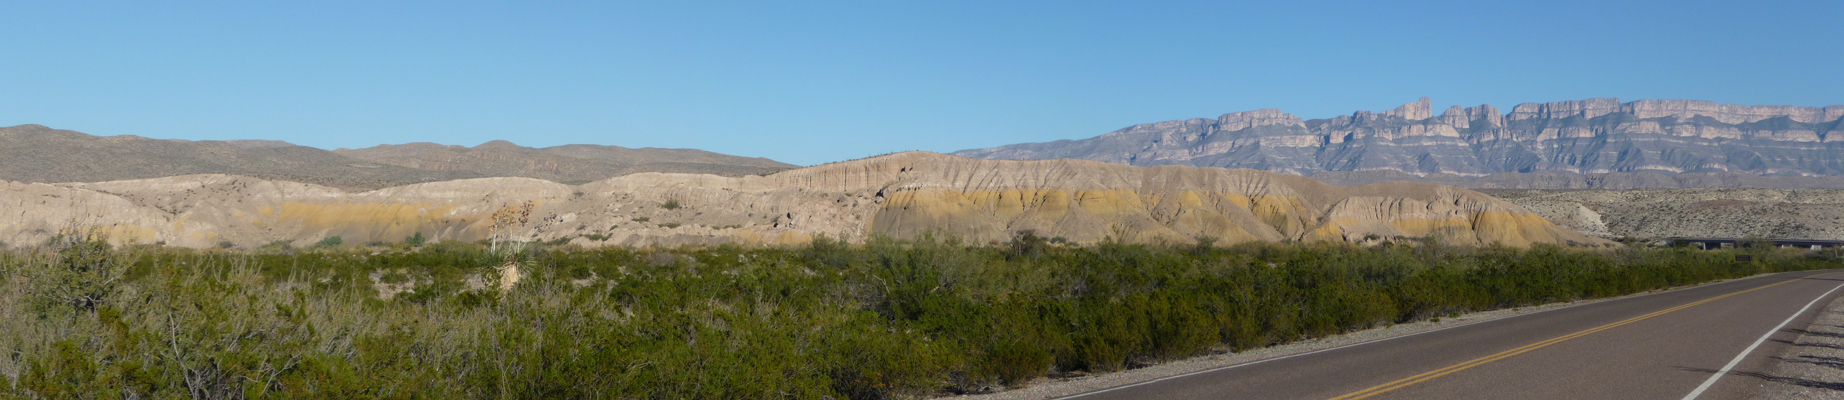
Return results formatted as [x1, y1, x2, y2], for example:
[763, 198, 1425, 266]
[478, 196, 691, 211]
[315, 236, 343, 247]
[28, 233, 128, 317]
[1191, 235, 1218, 254]
[258, 240, 295, 252]
[660, 199, 681, 210]
[1006, 230, 1047, 260]
[806, 234, 856, 269]
[1, 236, 1833, 398]
[406, 232, 427, 247]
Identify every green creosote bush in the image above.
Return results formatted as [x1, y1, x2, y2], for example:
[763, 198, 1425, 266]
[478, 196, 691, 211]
[260, 240, 294, 251]
[660, 199, 681, 210]
[630, 217, 649, 223]
[1006, 230, 1047, 260]
[1, 234, 1834, 399]
[1191, 235, 1218, 254]
[27, 233, 128, 317]
[315, 236, 343, 248]
[658, 223, 681, 229]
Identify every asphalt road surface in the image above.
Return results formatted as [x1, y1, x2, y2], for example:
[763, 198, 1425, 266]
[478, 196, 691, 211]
[1060, 270, 1844, 400]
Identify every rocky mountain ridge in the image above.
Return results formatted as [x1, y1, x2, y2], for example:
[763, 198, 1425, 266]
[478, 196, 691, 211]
[0, 152, 1599, 249]
[955, 98, 1844, 188]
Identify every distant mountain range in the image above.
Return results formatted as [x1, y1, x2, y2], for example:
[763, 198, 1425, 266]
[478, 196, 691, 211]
[0, 124, 795, 190]
[955, 98, 1844, 189]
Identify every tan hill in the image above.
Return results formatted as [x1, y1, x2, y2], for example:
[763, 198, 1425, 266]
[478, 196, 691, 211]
[332, 140, 794, 184]
[1487, 188, 1844, 240]
[0, 124, 796, 190]
[0, 152, 1599, 249]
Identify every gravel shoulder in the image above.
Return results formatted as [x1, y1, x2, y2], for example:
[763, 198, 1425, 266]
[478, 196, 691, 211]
[1749, 293, 1844, 399]
[937, 275, 1771, 400]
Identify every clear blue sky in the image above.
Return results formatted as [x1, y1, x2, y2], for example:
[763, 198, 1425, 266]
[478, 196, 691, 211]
[5, 1, 1840, 166]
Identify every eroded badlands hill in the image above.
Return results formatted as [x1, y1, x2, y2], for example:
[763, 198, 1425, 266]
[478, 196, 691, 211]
[0, 153, 1597, 249]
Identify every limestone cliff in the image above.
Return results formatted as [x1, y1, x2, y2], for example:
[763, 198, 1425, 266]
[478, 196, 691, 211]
[955, 98, 1844, 188]
[0, 153, 1598, 249]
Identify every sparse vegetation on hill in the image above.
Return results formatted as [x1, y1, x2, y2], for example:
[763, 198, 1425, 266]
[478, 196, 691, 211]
[1, 235, 1835, 399]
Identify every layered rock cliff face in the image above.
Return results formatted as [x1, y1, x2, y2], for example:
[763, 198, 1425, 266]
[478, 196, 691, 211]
[0, 153, 1597, 249]
[954, 98, 1844, 188]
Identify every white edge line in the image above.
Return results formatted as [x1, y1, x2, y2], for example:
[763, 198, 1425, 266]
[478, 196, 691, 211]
[1057, 273, 1789, 400]
[1681, 279, 1844, 400]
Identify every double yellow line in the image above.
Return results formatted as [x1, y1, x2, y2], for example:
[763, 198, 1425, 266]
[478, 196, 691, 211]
[1328, 279, 1797, 400]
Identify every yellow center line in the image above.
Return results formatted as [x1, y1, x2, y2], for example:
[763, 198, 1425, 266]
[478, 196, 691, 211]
[1327, 279, 1798, 400]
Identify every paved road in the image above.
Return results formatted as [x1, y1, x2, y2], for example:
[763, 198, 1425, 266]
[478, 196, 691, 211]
[1061, 270, 1844, 400]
